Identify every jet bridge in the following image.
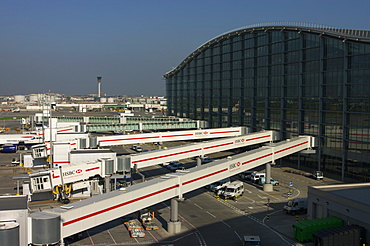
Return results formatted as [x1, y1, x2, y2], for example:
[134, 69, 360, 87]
[128, 130, 278, 169]
[33, 130, 273, 169]
[27, 131, 277, 197]
[29, 135, 315, 243]
[96, 126, 248, 147]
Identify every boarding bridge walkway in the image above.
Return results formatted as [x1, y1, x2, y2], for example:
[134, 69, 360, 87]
[126, 130, 278, 169]
[40, 116, 208, 132]
[51, 128, 269, 168]
[82, 121, 206, 132]
[95, 127, 248, 147]
[29, 130, 277, 193]
[31, 135, 315, 242]
[33, 127, 249, 165]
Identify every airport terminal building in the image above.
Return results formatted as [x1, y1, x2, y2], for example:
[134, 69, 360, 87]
[164, 22, 370, 182]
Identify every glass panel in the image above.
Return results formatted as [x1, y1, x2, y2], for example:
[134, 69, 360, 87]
[303, 33, 320, 48]
[324, 37, 344, 58]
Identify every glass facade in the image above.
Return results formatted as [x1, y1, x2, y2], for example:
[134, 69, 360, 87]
[164, 23, 370, 182]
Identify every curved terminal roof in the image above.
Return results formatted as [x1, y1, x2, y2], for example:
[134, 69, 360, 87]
[164, 21, 370, 78]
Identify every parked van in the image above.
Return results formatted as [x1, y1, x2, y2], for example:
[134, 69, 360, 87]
[239, 170, 255, 180]
[209, 178, 231, 192]
[284, 198, 308, 215]
[217, 181, 244, 200]
[251, 172, 265, 183]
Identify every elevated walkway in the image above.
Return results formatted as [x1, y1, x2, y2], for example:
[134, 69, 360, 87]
[32, 136, 315, 240]
[41, 116, 208, 132]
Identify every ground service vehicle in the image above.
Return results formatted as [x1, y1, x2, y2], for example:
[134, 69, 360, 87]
[251, 172, 265, 183]
[239, 170, 255, 180]
[243, 236, 261, 246]
[217, 181, 244, 200]
[139, 209, 159, 230]
[284, 198, 308, 215]
[313, 170, 324, 180]
[135, 146, 143, 152]
[258, 177, 279, 185]
[0, 145, 17, 153]
[167, 161, 184, 172]
[208, 178, 231, 192]
[131, 145, 143, 152]
[201, 157, 213, 164]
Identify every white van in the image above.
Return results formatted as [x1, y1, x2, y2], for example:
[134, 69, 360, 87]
[251, 172, 265, 183]
[284, 198, 308, 215]
[239, 170, 255, 180]
[209, 178, 231, 192]
[217, 181, 244, 200]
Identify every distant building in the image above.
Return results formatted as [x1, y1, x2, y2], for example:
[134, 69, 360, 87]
[164, 22, 370, 182]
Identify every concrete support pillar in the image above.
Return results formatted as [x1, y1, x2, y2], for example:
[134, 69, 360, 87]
[263, 163, 273, 192]
[105, 175, 111, 193]
[266, 162, 271, 182]
[196, 157, 202, 167]
[170, 198, 178, 222]
[167, 198, 182, 234]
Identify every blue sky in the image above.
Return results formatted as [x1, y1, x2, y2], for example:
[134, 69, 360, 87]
[1, 0, 369, 96]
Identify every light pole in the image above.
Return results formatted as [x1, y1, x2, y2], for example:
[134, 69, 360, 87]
[49, 103, 56, 168]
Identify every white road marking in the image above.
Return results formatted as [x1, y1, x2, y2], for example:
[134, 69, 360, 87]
[244, 197, 256, 203]
[206, 211, 216, 218]
[262, 210, 293, 245]
[221, 220, 231, 228]
[107, 230, 116, 244]
[194, 203, 203, 209]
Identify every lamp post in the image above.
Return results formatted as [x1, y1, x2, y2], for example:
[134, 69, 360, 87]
[49, 103, 56, 167]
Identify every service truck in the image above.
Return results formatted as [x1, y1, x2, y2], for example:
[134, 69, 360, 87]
[284, 198, 308, 215]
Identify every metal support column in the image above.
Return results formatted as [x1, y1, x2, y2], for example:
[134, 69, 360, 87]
[263, 162, 273, 192]
[167, 198, 182, 234]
